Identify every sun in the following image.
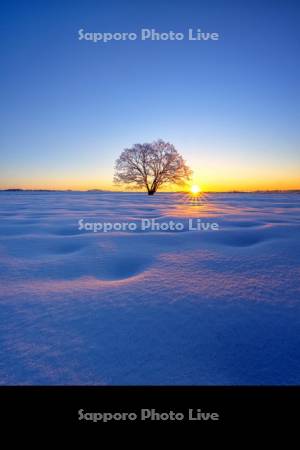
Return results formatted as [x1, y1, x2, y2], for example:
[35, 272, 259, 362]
[190, 184, 201, 195]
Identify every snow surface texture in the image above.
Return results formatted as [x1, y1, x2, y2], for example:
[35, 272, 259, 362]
[0, 192, 300, 385]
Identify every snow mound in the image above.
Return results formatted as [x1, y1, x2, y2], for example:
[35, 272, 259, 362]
[0, 191, 300, 385]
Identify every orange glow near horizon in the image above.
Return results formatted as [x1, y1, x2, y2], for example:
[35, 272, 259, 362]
[1, 167, 300, 192]
[1, 180, 300, 192]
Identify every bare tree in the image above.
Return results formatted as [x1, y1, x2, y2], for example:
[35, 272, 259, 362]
[114, 140, 192, 195]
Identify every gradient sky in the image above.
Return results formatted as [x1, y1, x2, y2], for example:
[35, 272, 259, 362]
[1, 0, 299, 191]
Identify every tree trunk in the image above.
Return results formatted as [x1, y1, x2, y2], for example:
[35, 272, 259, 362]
[148, 190, 155, 195]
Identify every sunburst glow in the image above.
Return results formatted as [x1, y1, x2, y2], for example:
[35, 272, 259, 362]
[190, 184, 201, 195]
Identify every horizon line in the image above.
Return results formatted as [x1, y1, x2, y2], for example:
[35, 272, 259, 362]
[1, 188, 300, 194]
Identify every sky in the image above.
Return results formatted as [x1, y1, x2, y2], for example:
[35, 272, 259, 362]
[1, 0, 299, 191]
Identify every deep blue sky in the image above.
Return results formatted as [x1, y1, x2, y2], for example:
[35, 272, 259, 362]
[1, 0, 299, 190]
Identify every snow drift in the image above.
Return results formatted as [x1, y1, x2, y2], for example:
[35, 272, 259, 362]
[0, 191, 299, 384]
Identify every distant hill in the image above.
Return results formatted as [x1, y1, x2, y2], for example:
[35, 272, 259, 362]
[0, 188, 114, 193]
[2, 188, 59, 192]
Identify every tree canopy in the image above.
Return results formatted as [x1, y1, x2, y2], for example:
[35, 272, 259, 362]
[114, 139, 192, 195]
